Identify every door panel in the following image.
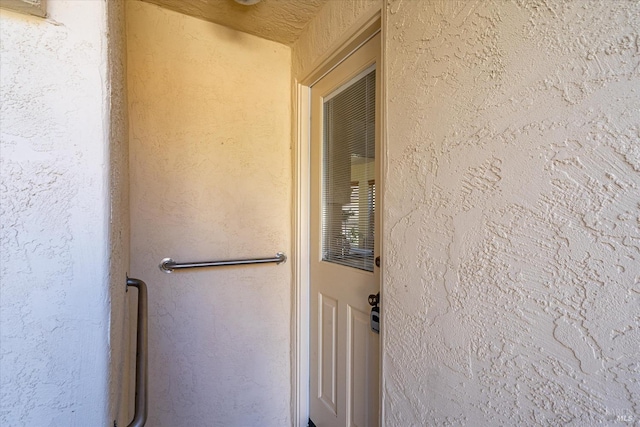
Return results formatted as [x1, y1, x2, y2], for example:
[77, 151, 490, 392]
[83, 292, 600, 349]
[319, 293, 338, 414]
[310, 32, 381, 427]
[348, 306, 370, 427]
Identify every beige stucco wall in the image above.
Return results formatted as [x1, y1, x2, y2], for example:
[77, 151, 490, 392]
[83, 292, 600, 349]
[127, 2, 292, 425]
[0, 1, 128, 425]
[384, 0, 640, 425]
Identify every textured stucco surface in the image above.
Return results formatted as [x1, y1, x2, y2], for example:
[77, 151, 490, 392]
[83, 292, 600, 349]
[141, 0, 326, 46]
[127, 2, 292, 425]
[0, 2, 114, 425]
[292, 0, 380, 79]
[384, 0, 640, 425]
[106, 0, 131, 425]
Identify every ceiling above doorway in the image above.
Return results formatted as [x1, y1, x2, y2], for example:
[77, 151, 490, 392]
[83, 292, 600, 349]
[140, 0, 328, 45]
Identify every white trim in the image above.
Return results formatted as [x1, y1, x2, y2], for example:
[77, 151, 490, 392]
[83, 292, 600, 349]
[0, 0, 46, 17]
[323, 63, 376, 103]
[292, 80, 311, 427]
[378, 9, 388, 427]
[307, 29, 381, 89]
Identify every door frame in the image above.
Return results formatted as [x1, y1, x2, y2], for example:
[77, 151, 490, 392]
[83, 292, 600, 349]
[292, 10, 386, 427]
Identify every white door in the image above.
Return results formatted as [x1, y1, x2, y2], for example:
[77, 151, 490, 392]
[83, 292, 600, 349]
[309, 33, 381, 427]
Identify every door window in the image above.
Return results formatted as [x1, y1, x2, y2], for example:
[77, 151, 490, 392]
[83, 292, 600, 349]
[321, 67, 376, 272]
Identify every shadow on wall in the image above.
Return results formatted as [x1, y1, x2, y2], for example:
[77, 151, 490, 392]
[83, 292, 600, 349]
[126, 1, 292, 425]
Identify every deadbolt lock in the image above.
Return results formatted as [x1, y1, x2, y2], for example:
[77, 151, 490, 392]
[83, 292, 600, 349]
[368, 292, 380, 334]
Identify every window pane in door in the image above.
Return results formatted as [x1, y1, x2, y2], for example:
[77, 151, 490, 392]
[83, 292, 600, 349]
[322, 67, 375, 272]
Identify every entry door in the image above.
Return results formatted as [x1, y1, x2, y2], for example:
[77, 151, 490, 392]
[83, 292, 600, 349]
[309, 33, 381, 427]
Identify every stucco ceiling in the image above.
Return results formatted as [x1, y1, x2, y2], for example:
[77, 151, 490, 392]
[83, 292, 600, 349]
[140, 0, 327, 45]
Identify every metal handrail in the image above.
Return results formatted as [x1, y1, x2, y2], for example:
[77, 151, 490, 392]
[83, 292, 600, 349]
[127, 278, 148, 427]
[159, 252, 287, 273]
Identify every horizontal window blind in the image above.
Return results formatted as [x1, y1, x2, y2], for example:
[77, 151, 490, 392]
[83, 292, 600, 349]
[322, 68, 375, 272]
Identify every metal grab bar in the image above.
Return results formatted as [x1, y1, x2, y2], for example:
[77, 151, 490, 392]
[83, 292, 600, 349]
[159, 252, 287, 273]
[127, 278, 148, 427]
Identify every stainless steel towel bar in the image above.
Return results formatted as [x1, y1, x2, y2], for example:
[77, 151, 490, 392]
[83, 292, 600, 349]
[127, 277, 148, 427]
[159, 252, 287, 273]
